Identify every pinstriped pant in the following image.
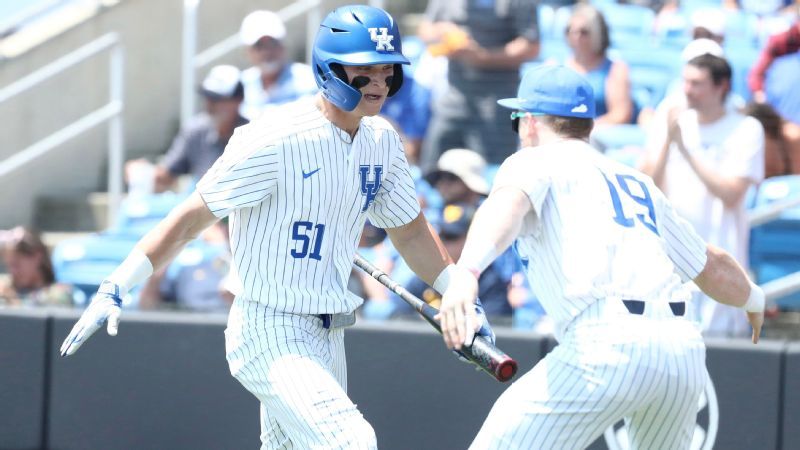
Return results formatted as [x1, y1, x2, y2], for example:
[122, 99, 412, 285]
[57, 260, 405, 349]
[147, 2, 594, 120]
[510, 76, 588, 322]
[225, 298, 376, 450]
[471, 299, 707, 450]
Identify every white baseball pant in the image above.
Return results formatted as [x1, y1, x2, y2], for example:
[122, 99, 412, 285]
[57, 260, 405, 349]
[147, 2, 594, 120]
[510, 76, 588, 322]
[226, 297, 376, 450]
[471, 298, 707, 450]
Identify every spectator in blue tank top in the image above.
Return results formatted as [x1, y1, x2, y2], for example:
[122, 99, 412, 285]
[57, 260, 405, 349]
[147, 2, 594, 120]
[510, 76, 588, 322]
[561, 4, 633, 126]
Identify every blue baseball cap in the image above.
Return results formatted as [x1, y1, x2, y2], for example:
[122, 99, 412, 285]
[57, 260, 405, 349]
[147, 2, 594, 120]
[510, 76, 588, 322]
[497, 65, 596, 119]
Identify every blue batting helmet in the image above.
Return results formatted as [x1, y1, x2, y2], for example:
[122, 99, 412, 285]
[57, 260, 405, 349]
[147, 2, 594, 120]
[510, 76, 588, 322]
[312, 5, 409, 111]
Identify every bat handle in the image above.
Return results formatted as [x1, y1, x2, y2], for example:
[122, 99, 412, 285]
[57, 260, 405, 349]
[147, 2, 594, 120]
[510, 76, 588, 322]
[466, 336, 518, 382]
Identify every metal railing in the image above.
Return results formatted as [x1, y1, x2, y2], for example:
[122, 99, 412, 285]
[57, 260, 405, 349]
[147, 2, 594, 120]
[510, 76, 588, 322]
[0, 32, 125, 225]
[181, 0, 385, 126]
[748, 187, 800, 302]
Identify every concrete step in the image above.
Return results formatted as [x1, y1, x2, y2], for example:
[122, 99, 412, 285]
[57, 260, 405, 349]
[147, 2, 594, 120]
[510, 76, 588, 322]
[34, 192, 110, 232]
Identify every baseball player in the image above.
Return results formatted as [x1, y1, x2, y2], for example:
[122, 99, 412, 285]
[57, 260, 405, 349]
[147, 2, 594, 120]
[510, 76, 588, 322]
[60, 5, 490, 449]
[438, 65, 766, 450]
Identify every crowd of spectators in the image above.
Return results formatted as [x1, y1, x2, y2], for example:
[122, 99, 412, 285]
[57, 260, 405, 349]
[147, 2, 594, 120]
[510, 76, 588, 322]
[5, 0, 800, 337]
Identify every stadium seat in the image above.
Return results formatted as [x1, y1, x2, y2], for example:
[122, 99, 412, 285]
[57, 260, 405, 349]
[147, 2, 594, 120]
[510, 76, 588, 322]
[51, 234, 139, 304]
[597, 3, 655, 41]
[111, 192, 187, 238]
[679, 1, 727, 17]
[749, 175, 800, 309]
[725, 45, 760, 101]
[614, 46, 681, 109]
[724, 11, 760, 48]
[595, 128, 647, 169]
[591, 124, 646, 153]
[537, 4, 556, 40]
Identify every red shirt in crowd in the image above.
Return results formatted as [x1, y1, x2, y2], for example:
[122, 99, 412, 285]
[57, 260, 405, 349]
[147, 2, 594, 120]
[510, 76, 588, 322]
[748, 22, 800, 94]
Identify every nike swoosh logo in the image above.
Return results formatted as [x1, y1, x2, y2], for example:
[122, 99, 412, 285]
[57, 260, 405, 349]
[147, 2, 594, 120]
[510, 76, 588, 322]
[302, 168, 321, 179]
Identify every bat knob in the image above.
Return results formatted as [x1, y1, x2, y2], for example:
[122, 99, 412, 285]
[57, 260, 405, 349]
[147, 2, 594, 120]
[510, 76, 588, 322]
[496, 358, 518, 382]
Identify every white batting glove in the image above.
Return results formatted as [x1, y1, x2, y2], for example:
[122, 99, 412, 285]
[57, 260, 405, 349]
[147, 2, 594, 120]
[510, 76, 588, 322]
[60, 280, 125, 356]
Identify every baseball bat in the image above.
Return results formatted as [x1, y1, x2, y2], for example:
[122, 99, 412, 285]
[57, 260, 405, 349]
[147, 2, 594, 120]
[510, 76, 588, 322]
[353, 253, 518, 383]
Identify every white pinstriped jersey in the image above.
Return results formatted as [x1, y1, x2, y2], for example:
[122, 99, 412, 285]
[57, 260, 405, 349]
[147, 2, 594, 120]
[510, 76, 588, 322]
[197, 96, 420, 314]
[492, 139, 708, 338]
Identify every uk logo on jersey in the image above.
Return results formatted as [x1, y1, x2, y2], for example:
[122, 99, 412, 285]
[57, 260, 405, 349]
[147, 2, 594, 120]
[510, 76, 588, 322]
[368, 27, 394, 51]
[359, 165, 383, 212]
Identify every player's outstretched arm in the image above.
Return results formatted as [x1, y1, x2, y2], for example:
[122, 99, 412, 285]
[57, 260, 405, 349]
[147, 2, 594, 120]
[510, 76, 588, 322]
[60, 192, 219, 356]
[385, 212, 480, 350]
[435, 187, 531, 350]
[459, 186, 530, 271]
[693, 244, 765, 344]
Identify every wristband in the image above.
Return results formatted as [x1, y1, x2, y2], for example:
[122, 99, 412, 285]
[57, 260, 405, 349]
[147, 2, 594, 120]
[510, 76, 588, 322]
[106, 248, 154, 293]
[743, 281, 765, 313]
[433, 264, 458, 294]
[458, 239, 498, 275]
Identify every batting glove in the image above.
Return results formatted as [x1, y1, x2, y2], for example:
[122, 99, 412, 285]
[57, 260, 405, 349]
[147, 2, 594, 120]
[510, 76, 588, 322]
[60, 280, 125, 357]
[453, 298, 495, 364]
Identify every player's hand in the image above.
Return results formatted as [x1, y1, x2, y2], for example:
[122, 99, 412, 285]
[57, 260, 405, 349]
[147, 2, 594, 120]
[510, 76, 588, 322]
[452, 298, 496, 364]
[747, 311, 764, 344]
[60, 280, 125, 357]
[436, 267, 480, 350]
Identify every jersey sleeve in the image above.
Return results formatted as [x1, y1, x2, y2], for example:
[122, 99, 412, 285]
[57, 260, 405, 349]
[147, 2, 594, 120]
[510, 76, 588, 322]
[367, 132, 421, 228]
[654, 189, 708, 282]
[196, 126, 280, 218]
[491, 153, 551, 220]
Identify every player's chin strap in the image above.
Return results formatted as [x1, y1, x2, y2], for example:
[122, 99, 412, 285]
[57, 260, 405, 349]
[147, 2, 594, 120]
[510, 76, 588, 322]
[322, 63, 404, 111]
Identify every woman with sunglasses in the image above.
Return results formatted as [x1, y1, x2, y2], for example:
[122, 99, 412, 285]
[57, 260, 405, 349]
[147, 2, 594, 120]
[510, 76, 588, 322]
[562, 4, 633, 126]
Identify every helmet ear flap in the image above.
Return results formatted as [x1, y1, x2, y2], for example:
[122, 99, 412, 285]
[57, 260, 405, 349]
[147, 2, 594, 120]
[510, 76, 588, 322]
[387, 64, 404, 97]
[316, 62, 362, 111]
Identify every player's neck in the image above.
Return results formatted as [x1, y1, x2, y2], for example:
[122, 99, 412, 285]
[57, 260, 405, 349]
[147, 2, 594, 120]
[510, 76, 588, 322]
[317, 95, 362, 138]
[523, 130, 580, 148]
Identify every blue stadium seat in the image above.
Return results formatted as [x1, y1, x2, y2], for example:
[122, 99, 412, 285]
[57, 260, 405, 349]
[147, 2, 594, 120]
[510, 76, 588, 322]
[597, 3, 655, 41]
[51, 234, 139, 305]
[723, 11, 760, 49]
[749, 175, 800, 309]
[591, 124, 646, 153]
[679, 1, 726, 17]
[725, 45, 759, 101]
[537, 4, 556, 41]
[610, 46, 681, 111]
[111, 192, 186, 238]
[538, 38, 570, 62]
[629, 68, 672, 112]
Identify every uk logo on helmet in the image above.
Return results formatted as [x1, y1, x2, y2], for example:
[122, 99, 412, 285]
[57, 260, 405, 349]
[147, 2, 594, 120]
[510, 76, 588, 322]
[368, 27, 394, 51]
